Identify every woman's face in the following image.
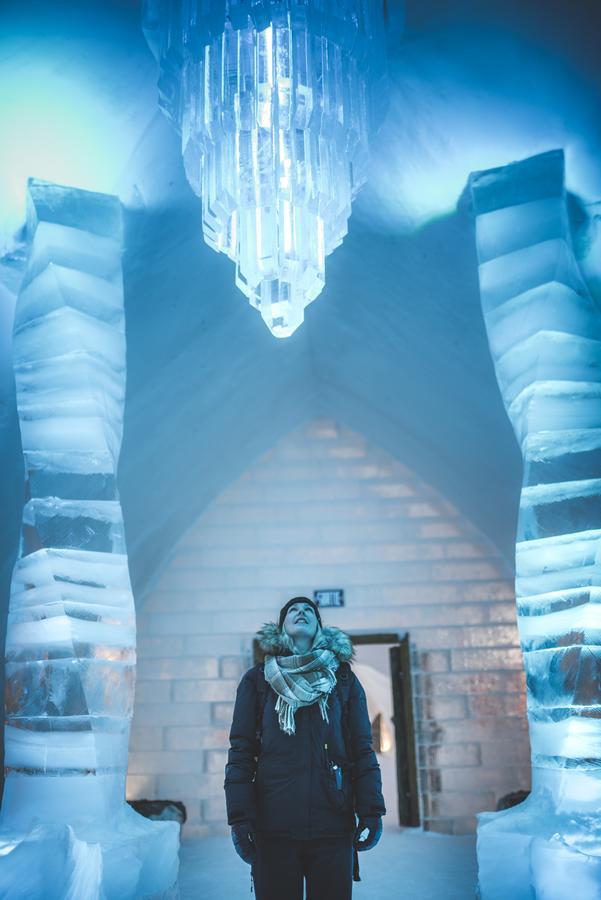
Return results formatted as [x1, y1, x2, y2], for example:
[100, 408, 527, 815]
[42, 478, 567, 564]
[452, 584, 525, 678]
[283, 601, 319, 645]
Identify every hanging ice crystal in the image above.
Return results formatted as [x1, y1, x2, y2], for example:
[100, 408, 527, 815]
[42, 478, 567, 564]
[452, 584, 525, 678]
[0, 180, 179, 899]
[143, 0, 389, 337]
[470, 150, 601, 900]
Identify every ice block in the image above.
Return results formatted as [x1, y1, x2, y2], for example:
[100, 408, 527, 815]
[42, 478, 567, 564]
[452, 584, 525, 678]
[0, 180, 179, 900]
[470, 150, 601, 899]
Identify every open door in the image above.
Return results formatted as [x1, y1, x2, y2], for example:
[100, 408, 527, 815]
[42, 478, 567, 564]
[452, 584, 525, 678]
[390, 636, 420, 826]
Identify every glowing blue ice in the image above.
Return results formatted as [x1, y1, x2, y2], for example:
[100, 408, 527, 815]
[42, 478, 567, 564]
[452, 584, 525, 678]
[0, 180, 179, 899]
[470, 150, 601, 899]
[143, 0, 389, 337]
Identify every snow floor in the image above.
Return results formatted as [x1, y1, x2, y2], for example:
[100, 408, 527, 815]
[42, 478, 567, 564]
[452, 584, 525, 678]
[178, 827, 478, 899]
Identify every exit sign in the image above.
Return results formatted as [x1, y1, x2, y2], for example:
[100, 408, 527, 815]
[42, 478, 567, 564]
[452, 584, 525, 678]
[314, 589, 345, 608]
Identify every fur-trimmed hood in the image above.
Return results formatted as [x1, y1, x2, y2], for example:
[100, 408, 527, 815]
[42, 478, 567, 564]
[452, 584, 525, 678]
[256, 621, 355, 662]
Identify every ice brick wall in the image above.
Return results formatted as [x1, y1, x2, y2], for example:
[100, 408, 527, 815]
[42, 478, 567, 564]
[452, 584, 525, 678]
[129, 418, 529, 836]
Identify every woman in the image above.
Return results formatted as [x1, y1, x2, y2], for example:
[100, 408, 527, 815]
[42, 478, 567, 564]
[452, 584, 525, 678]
[224, 596, 386, 900]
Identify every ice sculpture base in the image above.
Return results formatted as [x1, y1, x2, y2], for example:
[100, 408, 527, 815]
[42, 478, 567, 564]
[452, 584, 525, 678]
[477, 797, 601, 900]
[0, 804, 179, 900]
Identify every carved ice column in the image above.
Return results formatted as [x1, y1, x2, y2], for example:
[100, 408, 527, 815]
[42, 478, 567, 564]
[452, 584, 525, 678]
[470, 150, 601, 899]
[0, 180, 179, 899]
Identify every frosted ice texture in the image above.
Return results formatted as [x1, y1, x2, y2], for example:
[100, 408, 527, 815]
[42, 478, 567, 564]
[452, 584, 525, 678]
[143, 0, 387, 337]
[470, 150, 601, 899]
[0, 180, 179, 899]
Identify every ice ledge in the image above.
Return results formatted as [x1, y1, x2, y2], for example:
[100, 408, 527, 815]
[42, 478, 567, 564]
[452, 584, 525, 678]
[0, 811, 180, 900]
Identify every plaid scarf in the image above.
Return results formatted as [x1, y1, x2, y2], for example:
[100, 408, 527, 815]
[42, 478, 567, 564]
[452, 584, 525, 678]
[263, 632, 340, 735]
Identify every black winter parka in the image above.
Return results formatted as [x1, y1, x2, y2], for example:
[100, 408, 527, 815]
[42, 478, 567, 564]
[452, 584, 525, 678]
[224, 624, 386, 840]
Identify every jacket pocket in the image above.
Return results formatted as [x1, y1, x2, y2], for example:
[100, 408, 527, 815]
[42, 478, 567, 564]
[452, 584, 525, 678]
[324, 759, 353, 812]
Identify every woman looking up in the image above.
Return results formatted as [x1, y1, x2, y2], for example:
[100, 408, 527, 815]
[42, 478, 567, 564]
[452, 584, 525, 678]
[224, 596, 386, 900]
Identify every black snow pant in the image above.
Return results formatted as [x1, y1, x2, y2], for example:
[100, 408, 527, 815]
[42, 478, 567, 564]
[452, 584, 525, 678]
[251, 833, 354, 900]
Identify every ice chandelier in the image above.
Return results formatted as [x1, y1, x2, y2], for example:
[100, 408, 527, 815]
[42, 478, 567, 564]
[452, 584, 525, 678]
[143, 1, 389, 337]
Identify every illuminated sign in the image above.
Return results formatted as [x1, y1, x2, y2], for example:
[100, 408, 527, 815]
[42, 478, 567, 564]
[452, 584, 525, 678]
[313, 589, 345, 608]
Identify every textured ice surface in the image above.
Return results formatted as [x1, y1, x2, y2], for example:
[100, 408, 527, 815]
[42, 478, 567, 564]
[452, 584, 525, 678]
[470, 150, 601, 898]
[0, 180, 179, 899]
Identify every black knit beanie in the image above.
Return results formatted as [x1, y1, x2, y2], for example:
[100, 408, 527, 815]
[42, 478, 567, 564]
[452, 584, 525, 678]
[278, 596, 322, 629]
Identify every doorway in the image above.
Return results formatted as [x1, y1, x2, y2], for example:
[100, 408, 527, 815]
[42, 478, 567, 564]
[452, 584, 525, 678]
[350, 631, 420, 828]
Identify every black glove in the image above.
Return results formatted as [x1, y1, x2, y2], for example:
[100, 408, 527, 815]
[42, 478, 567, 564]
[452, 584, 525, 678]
[231, 822, 257, 865]
[354, 815, 382, 851]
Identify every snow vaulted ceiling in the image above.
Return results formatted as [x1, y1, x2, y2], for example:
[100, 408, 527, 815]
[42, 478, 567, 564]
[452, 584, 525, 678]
[0, 0, 600, 600]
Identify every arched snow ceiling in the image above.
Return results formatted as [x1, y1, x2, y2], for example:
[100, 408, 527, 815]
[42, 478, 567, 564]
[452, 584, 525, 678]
[1, 0, 600, 598]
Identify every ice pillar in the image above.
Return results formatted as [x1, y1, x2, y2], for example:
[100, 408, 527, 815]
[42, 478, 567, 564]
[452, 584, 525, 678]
[470, 151, 601, 898]
[0, 180, 179, 899]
